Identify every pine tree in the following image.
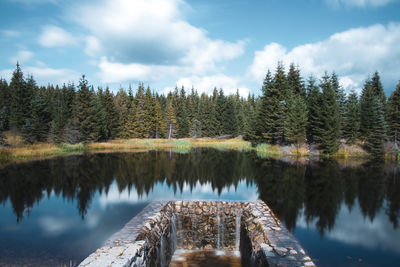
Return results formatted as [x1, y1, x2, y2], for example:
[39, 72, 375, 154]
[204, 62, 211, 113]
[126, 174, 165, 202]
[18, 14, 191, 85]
[166, 101, 177, 139]
[388, 81, 400, 148]
[176, 86, 189, 138]
[253, 70, 273, 143]
[154, 98, 165, 138]
[0, 79, 10, 130]
[318, 74, 340, 155]
[306, 76, 322, 143]
[367, 98, 387, 158]
[71, 75, 96, 142]
[215, 89, 226, 135]
[222, 96, 237, 136]
[331, 72, 346, 135]
[284, 94, 308, 145]
[134, 84, 148, 138]
[100, 88, 118, 140]
[114, 89, 130, 138]
[22, 88, 51, 143]
[287, 63, 305, 98]
[343, 91, 360, 144]
[9, 63, 27, 130]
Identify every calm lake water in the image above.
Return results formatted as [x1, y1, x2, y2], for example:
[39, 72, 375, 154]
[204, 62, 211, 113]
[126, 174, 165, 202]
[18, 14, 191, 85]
[0, 149, 399, 266]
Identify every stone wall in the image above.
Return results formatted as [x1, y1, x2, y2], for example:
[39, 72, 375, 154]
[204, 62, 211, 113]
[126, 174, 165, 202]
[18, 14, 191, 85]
[79, 201, 316, 267]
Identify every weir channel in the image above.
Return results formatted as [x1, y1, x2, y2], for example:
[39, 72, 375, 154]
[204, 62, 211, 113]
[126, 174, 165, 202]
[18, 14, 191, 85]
[79, 201, 316, 267]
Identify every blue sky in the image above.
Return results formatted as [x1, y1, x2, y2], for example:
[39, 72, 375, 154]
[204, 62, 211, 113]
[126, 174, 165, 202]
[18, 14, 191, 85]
[0, 0, 399, 96]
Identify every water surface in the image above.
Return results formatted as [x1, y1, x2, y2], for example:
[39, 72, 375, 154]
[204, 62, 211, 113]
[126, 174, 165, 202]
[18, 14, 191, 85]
[0, 149, 399, 266]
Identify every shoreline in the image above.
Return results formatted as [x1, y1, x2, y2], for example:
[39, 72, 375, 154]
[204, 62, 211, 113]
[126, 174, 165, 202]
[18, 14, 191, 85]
[1, 138, 392, 164]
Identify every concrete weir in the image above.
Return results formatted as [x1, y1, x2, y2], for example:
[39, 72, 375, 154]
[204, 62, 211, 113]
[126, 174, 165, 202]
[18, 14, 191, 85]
[79, 201, 316, 267]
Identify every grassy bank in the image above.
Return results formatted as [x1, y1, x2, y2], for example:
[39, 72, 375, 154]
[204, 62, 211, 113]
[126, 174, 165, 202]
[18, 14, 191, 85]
[0, 131, 381, 162]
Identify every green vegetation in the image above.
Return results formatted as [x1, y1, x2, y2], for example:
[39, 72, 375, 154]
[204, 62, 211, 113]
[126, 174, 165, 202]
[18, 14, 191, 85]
[0, 63, 399, 159]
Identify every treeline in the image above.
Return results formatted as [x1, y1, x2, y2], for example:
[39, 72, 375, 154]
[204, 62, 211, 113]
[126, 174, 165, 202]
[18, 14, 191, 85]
[0, 63, 399, 157]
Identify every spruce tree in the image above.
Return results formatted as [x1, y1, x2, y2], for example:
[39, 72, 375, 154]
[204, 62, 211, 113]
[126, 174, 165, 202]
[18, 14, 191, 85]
[287, 63, 305, 98]
[343, 91, 360, 144]
[144, 86, 156, 138]
[101, 88, 118, 140]
[367, 98, 387, 158]
[9, 63, 27, 130]
[215, 89, 226, 135]
[388, 81, 400, 148]
[222, 96, 237, 136]
[284, 94, 308, 145]
[166, 101, 177, 139]
[134, 84, 148, 138]
[318, 74, 340, 155]
[114, 89, 130, 138]
[306, 76, 322, 143]
[22, 88, 51, 143]
[176, 87, 189, 138]
[254, 70, 273, 143]
[71, 75, 96, 142]
[331, 72, 346, 135]
[154, 98, 165, 138]
[0, 79, 10, 130]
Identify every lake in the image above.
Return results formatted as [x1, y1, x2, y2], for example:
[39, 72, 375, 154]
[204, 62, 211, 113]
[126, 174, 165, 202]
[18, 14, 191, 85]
[0, 149, 399, 266]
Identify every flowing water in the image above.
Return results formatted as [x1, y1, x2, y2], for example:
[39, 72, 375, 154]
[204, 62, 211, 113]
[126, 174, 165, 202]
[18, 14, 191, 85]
[0, 149, 399, 266]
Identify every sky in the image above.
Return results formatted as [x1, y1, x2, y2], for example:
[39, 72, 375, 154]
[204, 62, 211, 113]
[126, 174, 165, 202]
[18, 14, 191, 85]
[0, 0, 399, 96]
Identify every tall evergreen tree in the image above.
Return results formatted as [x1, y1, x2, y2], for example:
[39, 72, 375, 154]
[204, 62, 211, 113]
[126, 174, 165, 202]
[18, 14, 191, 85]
[287, 63, 305, 98]
[22, 88, 51, 143]
[133, 84, 148, 138]
[331, 72, 346, 135]
[176, 87, 189, 138]
[114, 89, 130, 138]
[343, 91, 360, 144]
[9, 63, 28, 130]
[222, 96, 237, 135]
[166, 101, 177, 139]
[367, 98, 387, 158]
[388, 81, 400, 148]
[306, 76, 322, 143]
[318, 74, 340, 155]
[154, 98, 165, 138]
[252, 70, 273, 143]
[215, 89, 227, 135]
[71, 75, 96, 142]
[284, 94, 308, 145]
[0, 79, 10, 130]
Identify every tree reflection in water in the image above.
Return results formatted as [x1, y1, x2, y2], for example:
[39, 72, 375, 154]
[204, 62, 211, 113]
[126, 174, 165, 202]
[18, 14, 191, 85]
[0, 149, 399, 237]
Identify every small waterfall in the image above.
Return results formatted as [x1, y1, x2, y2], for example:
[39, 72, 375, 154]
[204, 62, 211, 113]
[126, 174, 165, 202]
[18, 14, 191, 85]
[160, 235, 165, 267]
[217, 213, 221, 249]
[221, 213, 225, 248]
[171, 214, 178, 251]
[235, 209, 242, 250]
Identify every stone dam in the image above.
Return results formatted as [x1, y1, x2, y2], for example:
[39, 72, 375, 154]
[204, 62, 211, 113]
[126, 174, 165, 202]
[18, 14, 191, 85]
[79, 201, 316, 267]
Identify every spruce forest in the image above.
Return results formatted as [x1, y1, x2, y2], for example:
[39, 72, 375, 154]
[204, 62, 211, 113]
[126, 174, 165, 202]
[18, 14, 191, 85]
[0, 62, 399, 158]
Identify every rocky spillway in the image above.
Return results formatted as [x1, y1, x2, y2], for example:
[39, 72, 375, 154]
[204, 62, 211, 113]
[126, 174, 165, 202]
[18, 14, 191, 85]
[79, 201, 316, 267]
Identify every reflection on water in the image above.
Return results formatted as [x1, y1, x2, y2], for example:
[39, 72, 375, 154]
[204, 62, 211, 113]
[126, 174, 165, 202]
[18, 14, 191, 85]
[0, 149, 399, 266]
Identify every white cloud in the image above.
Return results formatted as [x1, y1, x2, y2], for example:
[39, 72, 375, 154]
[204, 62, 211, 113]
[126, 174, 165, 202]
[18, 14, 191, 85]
[326, 0, 399, 8]
[38, 216, 75, 236]
[297, 201, 400, 253]
[9, 50, 33, 64]
[69, 0, 244, 83]
[0, 64, 79, 85]
[167, 74, 250, 97]
[38, 25, 77, 48]
[247, 23, 400, 93]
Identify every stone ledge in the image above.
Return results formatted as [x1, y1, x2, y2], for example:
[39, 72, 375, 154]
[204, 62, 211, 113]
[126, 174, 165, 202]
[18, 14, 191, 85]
[78, 201, 316, 267]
